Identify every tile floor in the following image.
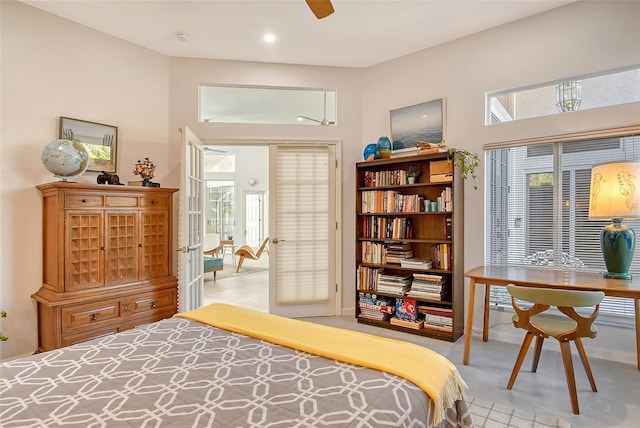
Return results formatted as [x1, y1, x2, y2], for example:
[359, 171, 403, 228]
[203, 264, 640, 428]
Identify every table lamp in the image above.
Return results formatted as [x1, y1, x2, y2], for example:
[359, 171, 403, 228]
[589, 161, 640, 279]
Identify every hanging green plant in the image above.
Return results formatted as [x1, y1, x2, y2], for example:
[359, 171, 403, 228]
[447, 148, 480, 190]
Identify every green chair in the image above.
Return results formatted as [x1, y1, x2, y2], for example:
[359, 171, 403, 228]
[506, 284, 605, 415]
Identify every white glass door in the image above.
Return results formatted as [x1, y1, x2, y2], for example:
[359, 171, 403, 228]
[177, 127, 205, 312]
[268, 144, 338, 317]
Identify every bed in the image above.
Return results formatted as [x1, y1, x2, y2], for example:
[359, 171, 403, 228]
[0, 304, 471, 427]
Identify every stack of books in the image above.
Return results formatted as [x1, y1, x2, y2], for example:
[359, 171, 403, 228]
[385, 242, 413, 264]
[376, 272, 412, 295]
[357, 293, 395, 321]
[406, 273, 449, 301]
[419, 304, 453, 332]
[400, 258, 432, 269]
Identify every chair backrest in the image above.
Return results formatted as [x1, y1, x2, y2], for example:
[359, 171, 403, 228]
[255, 237, 269, 257]
[506, 284, 604, 341]
[507, 285, 604, 308]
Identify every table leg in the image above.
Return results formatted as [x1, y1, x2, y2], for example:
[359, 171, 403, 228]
[635, 298, 640, 370]
[483, 283, 490, 342]
[463, 279, 477, 365]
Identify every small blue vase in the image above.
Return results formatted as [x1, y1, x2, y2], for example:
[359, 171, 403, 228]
[377, 136, 392, 159]
[363, 143, 378, 161]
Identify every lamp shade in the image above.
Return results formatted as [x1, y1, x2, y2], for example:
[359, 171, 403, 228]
[589, 161, 640, 220]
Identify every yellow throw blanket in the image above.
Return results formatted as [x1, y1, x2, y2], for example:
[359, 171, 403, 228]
[176, 303, 467, 426]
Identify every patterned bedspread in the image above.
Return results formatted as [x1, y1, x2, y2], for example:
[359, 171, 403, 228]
[0, 317, 472, 427]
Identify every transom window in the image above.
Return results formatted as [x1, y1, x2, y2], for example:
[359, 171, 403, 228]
[486, 66, 640, 124]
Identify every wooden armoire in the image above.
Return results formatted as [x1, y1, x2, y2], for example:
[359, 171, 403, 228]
[32, 182, 179, 351]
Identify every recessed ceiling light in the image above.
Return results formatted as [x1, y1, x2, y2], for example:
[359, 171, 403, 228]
[263, 33, 276, 43]
[177, 32, 190, 42]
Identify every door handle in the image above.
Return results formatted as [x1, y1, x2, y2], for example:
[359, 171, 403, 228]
[176, 247, 187, 253]
[272, 238, 285, 244]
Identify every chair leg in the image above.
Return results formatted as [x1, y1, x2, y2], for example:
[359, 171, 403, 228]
[531, 336, 544, 372]
[236, 256, 245, 273]
[574, 338, 598, 392]
[507, 331, 535, 390]
[559, 340, 580, 415]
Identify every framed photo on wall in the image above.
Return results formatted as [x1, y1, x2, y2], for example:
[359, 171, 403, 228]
[390, 98, 446, 152]
[59, 117, 118, 173]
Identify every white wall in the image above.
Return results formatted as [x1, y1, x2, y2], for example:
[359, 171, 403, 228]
[0, 1, 172, 360]
[204, 145, 270, 245]
[361, 0, 640, 364]
[2, 0, 639, 364]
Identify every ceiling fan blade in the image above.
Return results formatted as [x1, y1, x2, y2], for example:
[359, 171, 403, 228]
[305, 0, 334, 19]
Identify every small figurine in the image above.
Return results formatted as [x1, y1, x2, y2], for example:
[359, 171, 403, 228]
[97, 171, 122, 185]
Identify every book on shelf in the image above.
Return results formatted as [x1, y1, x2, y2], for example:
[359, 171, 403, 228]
[400, 258, 432, 268]
[444, 217, 452, 240]
[412, 272, 444, 281]
[395, 298, 418, 320]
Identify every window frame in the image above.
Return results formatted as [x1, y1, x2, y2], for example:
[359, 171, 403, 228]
[484, 126, 640, 325]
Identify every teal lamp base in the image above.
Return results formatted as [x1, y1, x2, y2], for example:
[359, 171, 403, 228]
[601, 218, 635, 280]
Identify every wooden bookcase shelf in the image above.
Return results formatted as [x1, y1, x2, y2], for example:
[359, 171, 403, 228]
[355, 153, 464, 342]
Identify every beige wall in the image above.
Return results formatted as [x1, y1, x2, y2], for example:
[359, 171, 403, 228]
[1, 0, 639, 363]
[0, 1, 172, 359]
[361, 0, 639, 364]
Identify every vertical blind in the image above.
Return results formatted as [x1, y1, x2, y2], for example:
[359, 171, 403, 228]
[485, 130, 640, 323]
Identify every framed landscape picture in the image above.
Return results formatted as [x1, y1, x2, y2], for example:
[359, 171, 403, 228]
[59, 117, 118, 173]
[390, 98, 445, 152]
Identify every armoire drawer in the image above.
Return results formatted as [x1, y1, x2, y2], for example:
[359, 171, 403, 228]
[61, 325, 119, 348]
[65, 194, 103, 208]
[125, 289, 176, 317]
[62, 299, 121, 333]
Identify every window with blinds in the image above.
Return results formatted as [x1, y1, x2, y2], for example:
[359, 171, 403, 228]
[485, 129, 640, 324]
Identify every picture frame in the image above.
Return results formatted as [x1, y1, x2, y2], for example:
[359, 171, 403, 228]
[59, 117, 118, 173]
[390, 98, 446, 152]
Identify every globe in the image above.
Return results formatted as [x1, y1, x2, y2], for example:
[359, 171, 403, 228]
[41, 139, 89, 180]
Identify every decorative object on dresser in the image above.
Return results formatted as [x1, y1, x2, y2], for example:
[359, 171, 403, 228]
[132, 157, 160, 187]
[32, 182, 178, 352]
[96, 170, 122, 185]
[41, 139, 89, 181]
[355, 152, 464, 341]
[59, 117, 118, 173]
[588, 160, 640, 279]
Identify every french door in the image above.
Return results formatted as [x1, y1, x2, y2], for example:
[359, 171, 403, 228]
[268, 144, 338, 317]
[177, 127, 205, 312]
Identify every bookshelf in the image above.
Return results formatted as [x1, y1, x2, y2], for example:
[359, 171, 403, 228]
[355, 153, 464, 341]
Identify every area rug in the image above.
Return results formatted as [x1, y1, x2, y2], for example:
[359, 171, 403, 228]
[466, 396, 571, 428]
[205, 265, 268, 281]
